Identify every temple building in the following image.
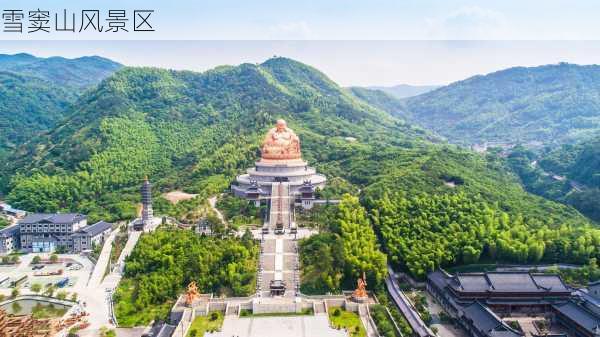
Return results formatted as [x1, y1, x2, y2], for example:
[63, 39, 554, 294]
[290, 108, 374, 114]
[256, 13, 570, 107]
[233, 119, 326, 233]
[428, 269, 600, 337]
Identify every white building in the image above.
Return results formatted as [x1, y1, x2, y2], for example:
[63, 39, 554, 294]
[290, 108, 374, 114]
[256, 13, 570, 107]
[71, 221, 113, 252]
[0, 224, 20, 253]
[19, 213, 87, 252]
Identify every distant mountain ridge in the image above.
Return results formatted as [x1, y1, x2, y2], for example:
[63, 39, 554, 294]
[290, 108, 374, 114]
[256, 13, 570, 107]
[402, 63, 600, 146]
[0, 53, 122, 156]
[0, 53, 122, 89]
[368, 84, 441, 99]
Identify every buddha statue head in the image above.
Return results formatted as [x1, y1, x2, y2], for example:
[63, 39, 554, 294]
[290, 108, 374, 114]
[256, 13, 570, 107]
[261, 119, 301, 160]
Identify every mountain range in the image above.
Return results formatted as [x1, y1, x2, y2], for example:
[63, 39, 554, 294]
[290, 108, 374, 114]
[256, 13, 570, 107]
[394, 63, 600, 147]
[1, 54, 599, 281]
[0, 56, 586, 229]
[0, 53, 122, 157]
[367, 84, 441, 99]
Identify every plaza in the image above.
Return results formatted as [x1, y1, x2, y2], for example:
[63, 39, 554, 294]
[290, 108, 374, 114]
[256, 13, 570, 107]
[206, 315, 347, 337]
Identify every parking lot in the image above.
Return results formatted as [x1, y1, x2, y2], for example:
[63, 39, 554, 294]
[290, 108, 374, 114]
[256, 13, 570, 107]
[0, 253, 94, 298]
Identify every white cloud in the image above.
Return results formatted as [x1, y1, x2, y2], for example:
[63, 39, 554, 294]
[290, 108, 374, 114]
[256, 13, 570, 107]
[268, 21, 313, 39]
[425, 6, 509, 39]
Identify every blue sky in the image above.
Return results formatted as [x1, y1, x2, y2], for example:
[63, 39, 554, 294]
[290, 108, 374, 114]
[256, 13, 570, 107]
[2, 0, 600, 39]
[2, 1, 600, 85]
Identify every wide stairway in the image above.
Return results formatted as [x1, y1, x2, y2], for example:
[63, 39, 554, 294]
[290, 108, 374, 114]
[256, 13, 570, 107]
[269, 182, 290, 229]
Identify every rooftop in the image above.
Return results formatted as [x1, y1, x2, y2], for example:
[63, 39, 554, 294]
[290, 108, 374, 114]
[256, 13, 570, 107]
[19, 213, 86, 225]
[447, 271, 570, 294]
[0, 224, 19, 237]
[73, 221, 112, 236]
[462, 302, 522, 337]
[553, 301, 600, 332]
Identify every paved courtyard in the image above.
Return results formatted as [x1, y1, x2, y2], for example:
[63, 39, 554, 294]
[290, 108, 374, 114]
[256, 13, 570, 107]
[206, 315, 347, 337]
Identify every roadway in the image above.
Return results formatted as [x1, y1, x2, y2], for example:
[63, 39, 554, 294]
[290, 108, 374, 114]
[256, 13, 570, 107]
[80, 226, 144, 336]
[385, 265, 435, 337]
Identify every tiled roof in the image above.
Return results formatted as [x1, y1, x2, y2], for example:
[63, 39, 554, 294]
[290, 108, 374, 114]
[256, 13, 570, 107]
[0, 224, 19, 237]
[532, 274, 569, 291]
[457, 274, 491, 291]
[19, 213, 86, 225]
[553, 301, 600, 332]
[449, 272, 569, 293]
[428, 269, 451, 290]
[576, 290, 600, 309]
[462, 302, 522, 337]
[74, 221, 112, 236]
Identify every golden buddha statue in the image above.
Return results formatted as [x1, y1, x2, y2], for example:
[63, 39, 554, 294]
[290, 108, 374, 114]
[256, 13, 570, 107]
[261, 119, 301, 160]
[351, 272, 368, 302]
[184, 281, 199, 307]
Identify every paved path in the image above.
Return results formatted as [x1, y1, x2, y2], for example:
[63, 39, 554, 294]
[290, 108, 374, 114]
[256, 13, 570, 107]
[269, 183, 290, 228]
[258, 233, 299, 297]
[209, 196, 228, 226]
[206, 315, 346, 337]
[80, 230, 143, 336]
[87, 230, 118, 289]
[386, 265, 435, 337]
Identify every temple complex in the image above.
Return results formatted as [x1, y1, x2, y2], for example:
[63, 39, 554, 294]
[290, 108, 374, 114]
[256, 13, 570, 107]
[233, 119, 326, 234]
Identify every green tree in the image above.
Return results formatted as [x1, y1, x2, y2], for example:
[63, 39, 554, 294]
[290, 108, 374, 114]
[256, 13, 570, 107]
[30, 283, 42, 294]
[57, 290, 68, 300]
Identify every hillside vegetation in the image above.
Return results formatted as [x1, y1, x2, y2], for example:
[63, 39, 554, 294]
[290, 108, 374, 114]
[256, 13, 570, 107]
[2, 57, 596, 281]
[0, 53, 121, 160]
[2, 58, 418, 221]
[396, 63, 600, 146]
[115, 229, 258, 326]
[507, 138, 600, 221]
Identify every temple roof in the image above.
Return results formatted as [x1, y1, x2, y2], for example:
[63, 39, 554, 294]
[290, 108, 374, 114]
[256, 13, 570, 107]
[462, 302, 522, 337]
[450, 272, 569, 293]
[553, 301, 600, 332]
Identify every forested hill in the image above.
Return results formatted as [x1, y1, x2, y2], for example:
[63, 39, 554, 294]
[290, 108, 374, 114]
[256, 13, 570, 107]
[400, 63, 600, 146]
[1, 57, 423, 219]
[0, 53, 122, 89]
[3, 57, 598, 278]
[0, 53, 122, 156]
[506, 137, 600, 221]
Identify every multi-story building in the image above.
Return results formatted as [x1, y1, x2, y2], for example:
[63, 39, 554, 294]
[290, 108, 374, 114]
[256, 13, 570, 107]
[19, 213, 87, 252]
[0, 224, 20, 254]
[427, 269, 600, 337]
[71, 220, 113, 253]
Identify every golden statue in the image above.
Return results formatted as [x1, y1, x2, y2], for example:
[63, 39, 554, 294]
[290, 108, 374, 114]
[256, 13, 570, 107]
[352, 272, 368, 301]
[261, 119, 301, 160]
[184, 281, 199, 307]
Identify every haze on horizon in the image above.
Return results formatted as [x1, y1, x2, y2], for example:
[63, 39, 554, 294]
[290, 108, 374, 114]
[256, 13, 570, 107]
[3, 40, 600, 87]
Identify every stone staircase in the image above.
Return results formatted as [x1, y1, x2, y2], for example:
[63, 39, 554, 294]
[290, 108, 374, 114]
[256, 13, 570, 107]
[313, 300, 327, 314]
